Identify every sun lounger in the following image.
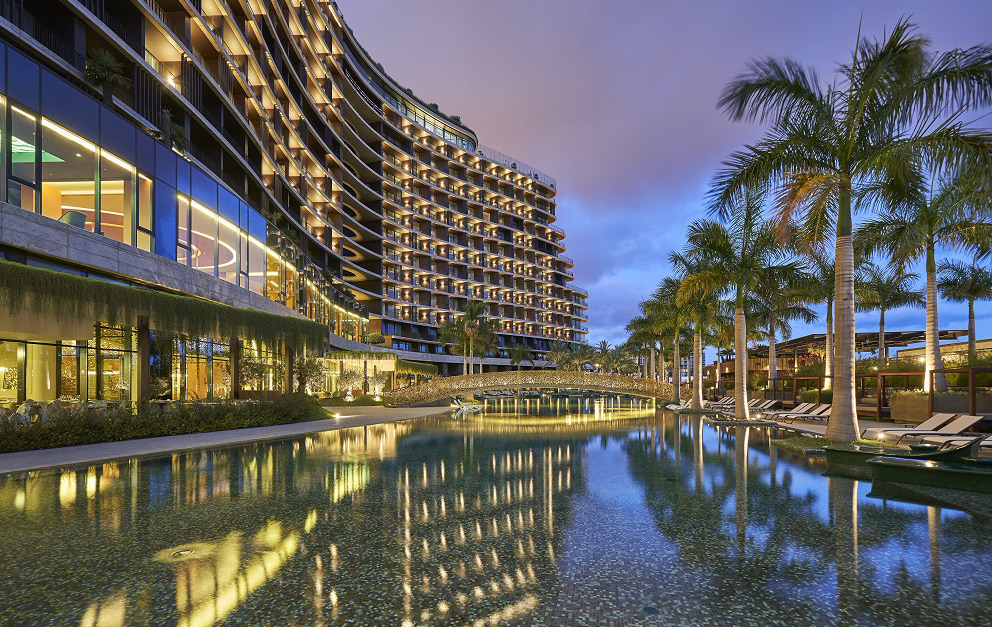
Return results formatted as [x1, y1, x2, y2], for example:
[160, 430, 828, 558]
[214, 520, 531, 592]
[862, 413, 958, 440]
[779, 404, 832, 423]
[453, 398, 483, 416]
[885, 414, 985, 444]
[758, 402, 814, 418]
[921, 432, 992, 450]
[666, 400, 690, 410]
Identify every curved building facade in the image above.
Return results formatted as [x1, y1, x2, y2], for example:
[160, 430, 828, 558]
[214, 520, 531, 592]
[0, 0, 587, 391]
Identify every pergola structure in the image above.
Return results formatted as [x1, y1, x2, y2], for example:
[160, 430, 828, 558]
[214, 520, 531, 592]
[748, 330, 968, 364]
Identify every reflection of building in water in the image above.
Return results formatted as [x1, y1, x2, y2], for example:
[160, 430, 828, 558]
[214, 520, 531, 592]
[308, 437, 583, 626]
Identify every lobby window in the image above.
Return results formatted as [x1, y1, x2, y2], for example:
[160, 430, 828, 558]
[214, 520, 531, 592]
[99, 150, 134, 244]
[40, 118, 97, 232]
[177, 194, 190, 265]
[217, 213, 239, 285]
[189, 198, 217, 276]
[8, 104, 38, 211]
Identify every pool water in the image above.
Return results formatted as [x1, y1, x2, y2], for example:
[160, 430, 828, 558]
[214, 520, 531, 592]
[1, 411, 990, 626]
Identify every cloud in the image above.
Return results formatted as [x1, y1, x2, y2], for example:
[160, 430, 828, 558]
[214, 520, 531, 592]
[337, 0, 992, 346]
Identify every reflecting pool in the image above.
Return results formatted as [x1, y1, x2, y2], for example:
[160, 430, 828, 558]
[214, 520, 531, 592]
[1, 412, 990, 626]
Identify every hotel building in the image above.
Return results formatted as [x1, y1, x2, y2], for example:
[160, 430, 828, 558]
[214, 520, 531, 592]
[0, 0, 587, 405]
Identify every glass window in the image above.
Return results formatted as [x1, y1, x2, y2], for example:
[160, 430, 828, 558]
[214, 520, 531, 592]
[0, 341, 20, 405]
[155, 142, 176, 186]
[10, 105, 38, 185]
[7, 49, 39, 110]
[189, 200, 217, 276]
[177, 195, 190, 266]
[40, 119, 97, 231]
[137, 173, 153, 252]
[100, 106, 134, 163]
[247, 234, 265, 295]
[99, 150, 135, 245]
[41, 70, 99, 140]
[217, 213, 239, 285]
[25, 343, 57, 401]
[59, 341, 82, 401]
[154, 181, 177, 260]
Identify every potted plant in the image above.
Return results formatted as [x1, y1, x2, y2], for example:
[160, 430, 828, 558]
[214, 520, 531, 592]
[85, 48, 132, 103]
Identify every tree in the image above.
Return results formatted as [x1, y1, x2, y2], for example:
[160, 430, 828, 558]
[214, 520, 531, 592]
[804, 252, 836, 389]
[938, 259, 992, 361]
[855, 262, 924, 364]
[858, 175, 992, 390]
[439, 301, 498, 375]
[710, 20, 992, 439]
[678, 192, 806, 420]
[671, 251, 724, 408]
[594, 341, 613, 373]
[645, 279, 688, 405]
[545, 340, 575, 371]
[438, 316, 469, 374]
[749, 279, 817, 391]
[337, 368, 364, 396]
[294, 355, 326, 394]
[507, 343, 535, 372]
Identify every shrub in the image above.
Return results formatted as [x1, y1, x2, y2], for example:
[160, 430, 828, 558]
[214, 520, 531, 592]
[799, 389, 833, 404]
[319, 394, 382, 407]
[0, 394, 322, 454]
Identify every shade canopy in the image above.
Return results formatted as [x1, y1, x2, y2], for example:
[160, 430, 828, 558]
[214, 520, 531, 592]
[748, 330, 967, 358]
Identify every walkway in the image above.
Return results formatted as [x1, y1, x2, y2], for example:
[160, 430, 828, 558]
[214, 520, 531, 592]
[0, 406, 452, 475]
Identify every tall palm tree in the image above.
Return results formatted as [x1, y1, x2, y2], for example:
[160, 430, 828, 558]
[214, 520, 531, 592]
[545, 340, 574, 371]
[854, 262, 924, 365]
[671, 251, 724, 409]
[453, 300, 499, 376]
[804, 252, 836, 389]
[646, 279, 688, 404]
[595, 340, 613, 373]
[507, 343, 535, 398]
[710, 20, 992, 439]
[938, 259, 992, 362]
[678, 193, 806, 420]
[749, 280, 817, 391]
[438, 315, 469, 375]
[857, 175, 992, 390]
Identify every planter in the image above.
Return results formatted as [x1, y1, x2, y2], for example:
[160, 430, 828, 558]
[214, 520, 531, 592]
[888, 395, 930, 425]
[890, 393, 992, 424]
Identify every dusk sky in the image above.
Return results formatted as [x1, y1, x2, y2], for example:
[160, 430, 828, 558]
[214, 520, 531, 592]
[340, 0, 992, 354]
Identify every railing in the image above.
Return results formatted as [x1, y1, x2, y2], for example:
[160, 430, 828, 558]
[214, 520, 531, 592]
[385, 371, 686, 407]
[475, 144, 557, 188]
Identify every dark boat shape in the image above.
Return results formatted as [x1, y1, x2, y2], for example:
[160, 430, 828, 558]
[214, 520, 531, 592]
[824, 435, 988, 480]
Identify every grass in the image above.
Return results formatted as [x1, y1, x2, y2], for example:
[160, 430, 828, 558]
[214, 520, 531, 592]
[772, 435, 900, 456]
[0, 394, 327, 454]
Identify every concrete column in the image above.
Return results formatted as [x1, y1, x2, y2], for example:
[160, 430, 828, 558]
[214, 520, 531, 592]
[283, 345, 294, 394]
[136, 316, 150, 408]
[230, 336, 241, 399]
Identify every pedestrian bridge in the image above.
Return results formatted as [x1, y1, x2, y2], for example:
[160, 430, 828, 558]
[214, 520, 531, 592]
[384, 371, 685, 407]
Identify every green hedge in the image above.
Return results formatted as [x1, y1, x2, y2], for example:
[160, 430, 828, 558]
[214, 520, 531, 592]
[319, 394, 383, 407]
[0, 394, 324, 454]
[799, 389, 833, 404]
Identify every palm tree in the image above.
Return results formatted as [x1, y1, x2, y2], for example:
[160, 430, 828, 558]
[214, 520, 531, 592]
[855, 262, 924, 365]
[507, 343, 535, 398]
[857, 175, 992, 390]
[678, 192, 806, 420]
[749, 280, 817, 392]
[545, 340, 574, 371]
[443, 301, 498, 376]
[438, 316, 469, 374]
[938, 259, 992, 362]
[710, 20, 992, 439]
[645, 279, 687, 404]
[804, 252, 836, 389]
[594, 340, 613, 373]
[671, 251, 724, 409]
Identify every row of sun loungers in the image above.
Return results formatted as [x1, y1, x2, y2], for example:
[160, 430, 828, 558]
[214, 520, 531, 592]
[863, 413, 986, 446]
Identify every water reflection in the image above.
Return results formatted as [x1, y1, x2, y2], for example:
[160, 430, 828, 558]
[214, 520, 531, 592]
[0, 413, 989, 626]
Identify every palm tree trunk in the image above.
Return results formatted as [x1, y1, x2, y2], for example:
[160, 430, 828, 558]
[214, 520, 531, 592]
[658, 347, 665, 383]
[878, 309, 886, 365]
[469, 338, 475, 377]
[968, 299, 976, 363]
[734, 307, 749, 421]
[671, 334, 681, 404]
[767, 322, 777, 392]
[692, 329, 704, 409]
[825, 193, 859, 442]
[716, 346, 724, 398]
[925, 243, 946, 392]
[824, 297, 833, 390]
[649, 345, 656, 381]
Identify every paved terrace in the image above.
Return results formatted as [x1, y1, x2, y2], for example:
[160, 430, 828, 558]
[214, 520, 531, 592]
[0, 406, 452, 475]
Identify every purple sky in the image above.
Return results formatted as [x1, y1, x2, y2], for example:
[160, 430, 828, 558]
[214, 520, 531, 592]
[339, 0, 992, 352]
